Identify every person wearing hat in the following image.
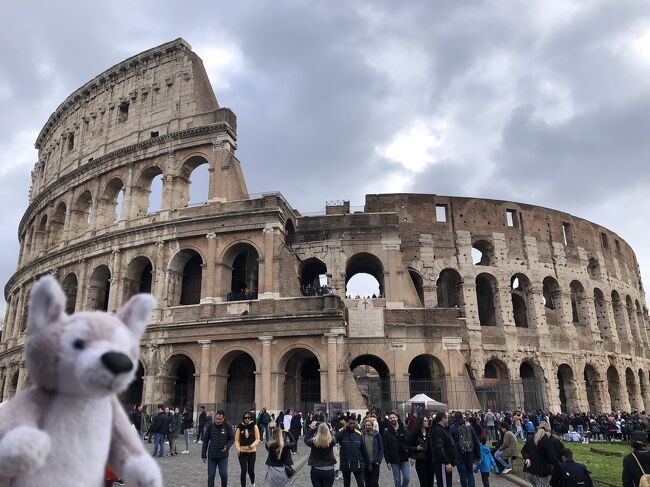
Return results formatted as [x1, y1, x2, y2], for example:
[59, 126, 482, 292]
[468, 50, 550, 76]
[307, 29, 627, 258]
[335, 415, 370, 487]
[623, 430, 650, 487]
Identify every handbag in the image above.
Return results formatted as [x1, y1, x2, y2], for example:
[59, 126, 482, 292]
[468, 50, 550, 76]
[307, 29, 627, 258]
[284, 465, 295, 478]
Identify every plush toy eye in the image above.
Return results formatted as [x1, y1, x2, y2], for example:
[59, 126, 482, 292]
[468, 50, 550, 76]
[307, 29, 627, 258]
[72, 338, 85, 350]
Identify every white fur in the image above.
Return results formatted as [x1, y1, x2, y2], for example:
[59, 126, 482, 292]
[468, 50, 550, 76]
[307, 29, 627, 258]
[14, 396, 112, 487]
[0, 427, 50, 477]
[122, 454, 164, 487]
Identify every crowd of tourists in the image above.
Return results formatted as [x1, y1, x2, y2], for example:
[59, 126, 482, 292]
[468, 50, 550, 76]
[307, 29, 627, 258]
[121, 404, 650, 487]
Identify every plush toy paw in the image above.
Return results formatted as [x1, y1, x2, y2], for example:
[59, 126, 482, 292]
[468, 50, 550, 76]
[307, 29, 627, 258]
[122, 454, 163, 487]
[0, 426, 51, 477]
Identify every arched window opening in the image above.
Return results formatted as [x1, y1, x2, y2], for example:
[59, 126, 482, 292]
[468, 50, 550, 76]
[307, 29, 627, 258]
[49, 202, 66, 246]
[542, 277, 558, 310]
[350, 355, 391, 414]
[124, 256, 154, 302]
[23, 226, 34, 259]
[510, 274, 530, 328]
[409, 269, 424, 306]
[570, 280, 587, 326]
[98, 178, 125, 227]
[408, 355, 445, 402]
[557, 364, 578, 413]
[626, 367, 641, 411]
[593, 288, 611, 341]
[472, 240, 494, 266]
[168, 250, 203, 306]
[35, 215, 48, 254]
[607, 366, 621, 412]
[172, 357, 195, 408]
[120, 361, 144, 409]
[587, 258, 601, 280]
[180, 157, 210, 207]
[224, 353, 256, 416]
[282, 349, 321, 411]
[345, 253, 384, 299]
[227, 246, 259, 301]
[519, 362, 545, 412]
[284, 220, 295, 246]
[636, 301, 645, 341]
[132, 166, 164, 217]
[71, 190, 93, 235]
[626, 296, 639, 340]
[300, 258, 329, 296]
[61, 273, 78, 314]
[8, 370, 18, 399]
[436, 269, 462, 308]
[611, 291, 629, 343]
[476, 273, 497, 326]
[87, 265, 111, 311]
[584, 365, 600, 413]
[639, 370, 648, 412]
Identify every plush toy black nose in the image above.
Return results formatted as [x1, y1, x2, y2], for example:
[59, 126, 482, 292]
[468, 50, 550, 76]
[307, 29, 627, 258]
[101, 352, 133, 375]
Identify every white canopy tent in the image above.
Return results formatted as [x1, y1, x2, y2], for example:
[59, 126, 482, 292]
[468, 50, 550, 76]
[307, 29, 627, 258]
[400, 393, 448, 412]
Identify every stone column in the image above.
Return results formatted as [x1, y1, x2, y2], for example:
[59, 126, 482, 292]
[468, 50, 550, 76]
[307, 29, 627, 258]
[259, 336, 273, 409]
[558, 292, 578, 340]
[528, 286, 550, 336]
[11, 288, 26, 340]
[62, 192, 74, 242]
[3, 366, 15, 399]
[108, 248, 123, 312]
[205, 233, 217, 300]
[153, 240, 166, 307]
[16, 362, 28, 393]
[260, 225, 279, 299]
[198, 340, 212, 406]
[382, 237, 403, 307]
[325, 333, 338, 402]
[76, 259, 88, 311]
[121, 164, 135, 221]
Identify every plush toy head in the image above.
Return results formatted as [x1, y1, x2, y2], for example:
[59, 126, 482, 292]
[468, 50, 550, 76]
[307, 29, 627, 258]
[26, 276, 155, 398]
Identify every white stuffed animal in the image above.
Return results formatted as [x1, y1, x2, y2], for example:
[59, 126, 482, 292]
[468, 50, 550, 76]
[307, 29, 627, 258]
[0, 276, 163, 487]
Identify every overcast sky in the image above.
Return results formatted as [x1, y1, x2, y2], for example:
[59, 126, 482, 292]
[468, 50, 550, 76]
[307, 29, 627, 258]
[1, 0, 650, 315]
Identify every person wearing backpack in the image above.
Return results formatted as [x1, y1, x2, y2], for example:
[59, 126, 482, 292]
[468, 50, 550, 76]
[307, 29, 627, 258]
[623, 430, 650, 487]
[450, 411, 481, 487]
[559, 448, 592, 487]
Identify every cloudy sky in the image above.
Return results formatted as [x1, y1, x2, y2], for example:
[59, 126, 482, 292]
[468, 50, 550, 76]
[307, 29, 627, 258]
[1, 0, 650, 314]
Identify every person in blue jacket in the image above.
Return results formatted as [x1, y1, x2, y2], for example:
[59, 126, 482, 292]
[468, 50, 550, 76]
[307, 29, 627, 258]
[474, 436, 499, 487]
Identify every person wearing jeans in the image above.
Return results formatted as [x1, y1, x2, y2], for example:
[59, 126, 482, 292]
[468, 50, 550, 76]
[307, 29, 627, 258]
[207, 457, 229, 487]
[202, 411, 235, 487]
[149, 404, 169, 458]
[382, 412, 411, 487]
[449, 412, 480, 487]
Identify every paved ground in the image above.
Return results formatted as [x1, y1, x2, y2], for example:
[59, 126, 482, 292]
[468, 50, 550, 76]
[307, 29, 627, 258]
[145, 438, 517, 487]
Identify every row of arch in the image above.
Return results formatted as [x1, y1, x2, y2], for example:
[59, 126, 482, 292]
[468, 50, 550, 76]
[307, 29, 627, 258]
[21, 155, 212, 261]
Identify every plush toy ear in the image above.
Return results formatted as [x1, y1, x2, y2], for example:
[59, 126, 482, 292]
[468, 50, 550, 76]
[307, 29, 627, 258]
[28, 276, 66, 334]
[116, 294, 156, 338]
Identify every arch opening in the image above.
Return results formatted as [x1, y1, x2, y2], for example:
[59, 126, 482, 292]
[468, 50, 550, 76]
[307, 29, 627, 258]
[124, 256, 153, 301]
[227, 245, 259, 301]
[61, 273, 78, 314]
[476, 273, 498, 326]
[587, 258, 601, 280]
[570, 280, 587, 326]
[222, 352, 256, 417]
[168, 250, 203, 306]
[346, 253, 384, 298]
[436, 268, 462, 308]
[284, 220, 295, 246]
[181, 157, 210, 207]
[132, 166, 164, 217]
[607, 366, 621, 412]
[557, 364, 578, 413]
[472, 240, 494, 266]
[71, 191, 93, 235]
[300, 258, 329, 296]
[408, 354, 445, 402]
[87, 265, 111, 311]
[282, 349, 321, 412]
[49, 202, 66, 246]
[97, 178, 125, 227]
[611, 291, 630, 344]
[626, 367, 640, 411]
[519, 362, 545, 412]
[170, 356, 195, 408]
[120, 361, 144, 409]
[409, 269, 424, 306]
[350, 355, 391, 413]
[511, 274, 531, 328]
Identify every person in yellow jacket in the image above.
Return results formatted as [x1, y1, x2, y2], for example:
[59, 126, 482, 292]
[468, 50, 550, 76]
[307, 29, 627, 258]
[235, 412, 261, 487]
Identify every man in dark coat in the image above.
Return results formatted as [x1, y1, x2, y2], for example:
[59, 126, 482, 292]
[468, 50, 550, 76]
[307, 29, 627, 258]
[449, 411, 481, 487]
[196, 405, 207, 443]
[383, 412, 410, 487]
[289, 412, 303, 453]
[150, 404, 170, 457]
[202, 410, 235, 487]
[431, 411, 456, 487]
[130, 403, 142, 437]
[336, 416, 370, 487]
[560, 448, 592, 487]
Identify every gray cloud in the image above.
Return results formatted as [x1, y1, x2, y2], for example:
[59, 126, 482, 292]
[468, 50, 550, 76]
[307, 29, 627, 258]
[1, 0, 650, 316]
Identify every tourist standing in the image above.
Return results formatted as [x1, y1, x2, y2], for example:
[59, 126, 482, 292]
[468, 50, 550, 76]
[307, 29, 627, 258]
[475, 437, 498, 487]
[290, 411, 303, 453]
[140, 404, 150, 440]
[235, 412, 260, 487]
[485, 410, 496, 442]
[259, 407, 272, 441]
[430, 411, 456, 487]
[336, 415, 370, 487]
[181, 406, 193, 453]
[130, 403, 142, 438]
[305, 421, 337, 487]
[265, 427, 293, 487]
[150, 404, 168, 457]
[196, 405, 207, 443]
[202, 411, 235, 487]
[408, 416, 433, 487]
[168, 407, 182, 456]
[450, 411, 481, 487]
[383, 412, 411, 487]
[623, 430, 650, 487]
[521, 421, 558, 487]
[363, 417, 384, 487]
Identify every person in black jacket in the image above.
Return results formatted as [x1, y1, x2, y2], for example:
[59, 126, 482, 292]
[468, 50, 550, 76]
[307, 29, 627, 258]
[130, 403, 142, 438]
[196, 405, 207, 443]
[430, 411, 456, 487]
[382, 412, 410, 487]
[335, 416, 370, 487]
[449, 411, 481, 487]
[521, 421, 559, 487]
[202, 410, 235, 487]
[408, 415, 433, 487]
[560, 448, 592, 487]
[305, 421, 338, 487]
[623, 430, 650, 487]
[150, 404, 170, 458]
[289, 412, 303, 453]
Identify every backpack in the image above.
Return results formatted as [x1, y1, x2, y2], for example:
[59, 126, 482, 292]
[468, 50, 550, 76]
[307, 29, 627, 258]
[633, 454, 650, 487]
[459, 424, 474, 454]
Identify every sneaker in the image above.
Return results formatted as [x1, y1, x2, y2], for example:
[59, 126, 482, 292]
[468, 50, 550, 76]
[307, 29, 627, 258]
[181, 450, 189, 454]
[503, 468, 512, 474]
[114, 481, 126, 486]
[198, 440, 203, 443]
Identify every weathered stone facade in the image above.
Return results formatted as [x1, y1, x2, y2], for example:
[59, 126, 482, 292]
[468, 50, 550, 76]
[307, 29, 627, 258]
[3, 39, 650, 415]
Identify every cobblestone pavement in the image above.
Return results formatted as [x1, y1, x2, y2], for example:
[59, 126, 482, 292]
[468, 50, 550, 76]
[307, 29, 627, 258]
[149, 438, 515, 487]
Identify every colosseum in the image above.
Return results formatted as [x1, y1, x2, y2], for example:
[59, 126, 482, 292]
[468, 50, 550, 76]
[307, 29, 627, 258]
[2, 38, 649, 417]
